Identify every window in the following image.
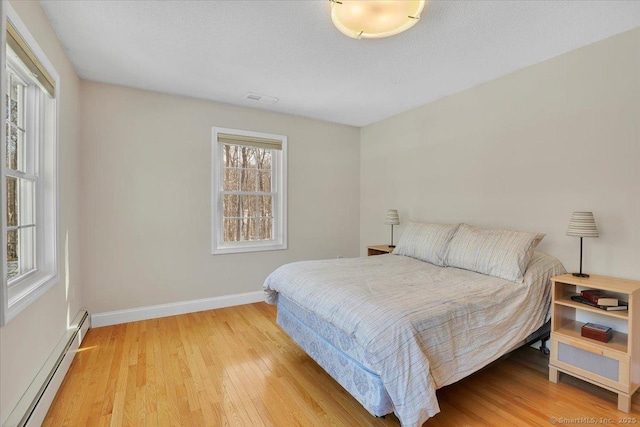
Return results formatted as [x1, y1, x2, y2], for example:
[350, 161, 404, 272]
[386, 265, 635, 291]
[211, 127, 287, 254]
[6, 62, 36, 282]
[1, 10, 58, 324]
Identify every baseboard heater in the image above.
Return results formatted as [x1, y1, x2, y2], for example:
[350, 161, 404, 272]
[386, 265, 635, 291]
[3, 309, 90, 427]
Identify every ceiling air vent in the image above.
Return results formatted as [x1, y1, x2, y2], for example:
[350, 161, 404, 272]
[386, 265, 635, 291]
[245, 92, 279, 104]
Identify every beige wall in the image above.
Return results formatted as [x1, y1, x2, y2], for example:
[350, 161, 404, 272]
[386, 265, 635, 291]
[0, 1, 82, 424]
[361, 28, 640, 280]
[80, 82, 360, 314]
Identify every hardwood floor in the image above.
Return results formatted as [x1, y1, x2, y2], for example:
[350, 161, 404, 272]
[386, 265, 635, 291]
[44, 303, 639, 426]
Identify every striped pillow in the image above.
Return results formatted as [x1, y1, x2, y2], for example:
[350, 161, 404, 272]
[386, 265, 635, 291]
[445, 224, 545, 283]
[393, 221, 461, 266]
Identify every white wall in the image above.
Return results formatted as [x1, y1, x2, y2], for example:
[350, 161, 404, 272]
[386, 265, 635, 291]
[80, 82, 361, 314]
[360, 28, 640, 280]
[0, 1, 82, 423]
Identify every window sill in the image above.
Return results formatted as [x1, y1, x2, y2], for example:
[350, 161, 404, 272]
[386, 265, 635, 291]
[212, 242, 287, 255]
[5, 272, 58, 323]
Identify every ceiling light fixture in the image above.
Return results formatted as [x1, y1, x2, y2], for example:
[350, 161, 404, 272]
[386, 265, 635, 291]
[330, 0, 426, 39]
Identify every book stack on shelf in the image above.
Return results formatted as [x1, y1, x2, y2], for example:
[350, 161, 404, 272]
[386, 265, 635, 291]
[570, 289, 629, 311]
[581, 322, 613, 343]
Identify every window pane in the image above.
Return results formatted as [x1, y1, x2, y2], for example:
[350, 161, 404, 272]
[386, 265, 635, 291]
[252, 218, 270, 241]
[5, 124, 24, 171]
[224, 218, 240, 242]
[223, 169, 239, 191]
[6, 177, 35, 227]
[240, 217, 249, 241]
[5, 73, 27, 171]
[7, 226, 35, 281]
[241, 195, 258, 218]
[223, 144, 238, 167]
[252, 219, 260, 241]
[6, 176, 18, 227]
[260, 195, 273, 218]
[9, 77, 24, 128]
[247, 218, 257, 240]
[7, 229, 18, 280]
[257, 150, 271, 170]
[241, 218, 272, 241]
[9, 91, 17, 126]
[223, 194, 239, 218]
[239, 147, 257, 169]
[260, 218, 273, 240]
[240, 169, 257, 192]
[5, 123, 11, 168]
[258, 171, 271, 192]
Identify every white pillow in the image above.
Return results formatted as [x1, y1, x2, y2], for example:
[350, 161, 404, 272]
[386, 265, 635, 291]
[444, 224, 545, 283]
[393, 221, 460, 266]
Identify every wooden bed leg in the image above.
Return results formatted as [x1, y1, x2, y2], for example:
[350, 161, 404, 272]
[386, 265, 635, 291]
[549, 366, 559, 383]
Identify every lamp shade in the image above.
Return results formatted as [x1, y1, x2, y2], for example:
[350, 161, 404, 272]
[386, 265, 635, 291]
[566, 212, 599, 238]
[330, 0, 425, 39]
[384, 209, 400, 226]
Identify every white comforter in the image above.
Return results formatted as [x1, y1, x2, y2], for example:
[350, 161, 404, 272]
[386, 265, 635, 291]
[263, 252, 565, 427]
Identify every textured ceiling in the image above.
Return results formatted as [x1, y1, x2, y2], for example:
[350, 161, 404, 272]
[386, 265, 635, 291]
[40, 0, 640, 127]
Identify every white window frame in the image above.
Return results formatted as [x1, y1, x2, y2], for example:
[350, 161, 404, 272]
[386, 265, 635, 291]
[0, 2, 59, 325]
[211, 127, 287, 255]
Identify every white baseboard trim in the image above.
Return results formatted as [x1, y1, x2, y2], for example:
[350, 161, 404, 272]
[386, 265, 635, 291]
[91, 291, 265, 328]
[3, 310, 90, 427]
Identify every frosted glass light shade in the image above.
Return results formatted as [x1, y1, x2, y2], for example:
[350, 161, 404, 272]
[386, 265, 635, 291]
[330, 0, 426, 39]
[566, 212, 599, 238]
[384, 209, 400, 225]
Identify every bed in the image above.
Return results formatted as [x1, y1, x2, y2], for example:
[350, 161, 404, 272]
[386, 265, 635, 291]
[263, 223, 566, 427]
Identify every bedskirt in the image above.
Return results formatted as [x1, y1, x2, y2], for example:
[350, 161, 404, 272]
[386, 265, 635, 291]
[277, 296, 394, 416]
[277, 294, 551, 419]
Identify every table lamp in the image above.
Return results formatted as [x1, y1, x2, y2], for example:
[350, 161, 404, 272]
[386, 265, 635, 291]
[566, 211, 599, 278]
[385, 209, 400, 248]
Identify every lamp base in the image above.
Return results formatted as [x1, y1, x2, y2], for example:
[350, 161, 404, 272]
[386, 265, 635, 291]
[572, 272, 590, 278]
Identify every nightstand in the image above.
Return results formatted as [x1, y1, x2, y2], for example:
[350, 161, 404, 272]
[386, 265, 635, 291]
[549, 274, 640, 412]
[367, 245, 394, 256]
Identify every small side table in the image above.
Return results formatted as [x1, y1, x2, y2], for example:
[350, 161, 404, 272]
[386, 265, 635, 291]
[549, 273, 640, 412]
[367, 245, 394, 256]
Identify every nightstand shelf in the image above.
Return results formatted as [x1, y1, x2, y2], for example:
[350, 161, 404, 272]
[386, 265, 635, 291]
[554, 294, 629, 320]
[554, 321, 628, 354]
[549, 273, 640, 413]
